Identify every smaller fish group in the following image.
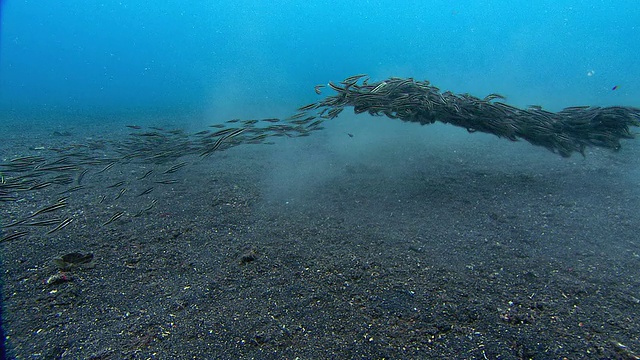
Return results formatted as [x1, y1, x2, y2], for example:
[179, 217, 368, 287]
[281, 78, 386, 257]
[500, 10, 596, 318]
[2, 73, 639, 244]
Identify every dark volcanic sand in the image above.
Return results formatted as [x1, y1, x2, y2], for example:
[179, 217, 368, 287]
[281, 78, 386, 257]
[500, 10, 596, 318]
[2, 119, 640, 359]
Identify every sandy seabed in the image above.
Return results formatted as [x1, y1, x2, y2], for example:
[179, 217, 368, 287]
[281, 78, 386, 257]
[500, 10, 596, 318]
[1, 117, 639, 359]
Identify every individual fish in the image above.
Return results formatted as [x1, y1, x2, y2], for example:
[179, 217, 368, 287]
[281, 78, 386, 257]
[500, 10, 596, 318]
[29, 201, 67, 218]
[134, 199, 158, 217]
[23, 218, 64, 227]
[387, 77, 414, 91]
[137, 169, 154, 180]
[342, 74, 368, 84]
[199, 139, 224, 157]
[370, 81, 387, 93]
[46, 217, 73, 234]
[211, 128, 241, 137]
[144, 199, 158, 211]
[327, 81, 345, 92]
[148, 150, 180, 161]
[222, 128, 245, 139]
[248, 134, 270, 142]
[297, 102, 318, 111]
[163, 162, 188, 174]
[484, 93, 507, 101]
[114, 188, 128, 200]
[106, 180, 126, 188]
[0, 231, 29, 243]
[290, 117, 316, 125]
[200, 128, 245, 157]
[2, 218, 27, 228]
[137, 187, 155, 197]
[76, 169, 89, 185]
[135, 131, 163, 137]
[327, 108, 344, 119]
[36, 165, 80, 172]
[286, 112, 308, 120]
[97, 161, 117, 173]
[307, 120, 325, 128]
[560, 106, 591, 112]
[28, 181, 53, 190]
[41, 157, 71, 166]
[9, 155, 45, 164]
[57, 196, 70, 203]
[165, 129, 184, 135]
[103, 211, 125, 226]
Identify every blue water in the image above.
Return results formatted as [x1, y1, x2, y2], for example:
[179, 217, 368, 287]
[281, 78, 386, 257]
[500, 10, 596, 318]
[2, 1, 639, 123]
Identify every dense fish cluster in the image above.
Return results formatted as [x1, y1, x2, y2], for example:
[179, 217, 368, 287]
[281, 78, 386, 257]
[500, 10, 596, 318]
[0, 118, 325, 243]
[309, 74, 640, 157]
[2, 74, 639, 242]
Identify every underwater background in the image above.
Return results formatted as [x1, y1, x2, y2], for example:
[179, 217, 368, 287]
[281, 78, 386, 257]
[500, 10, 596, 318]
[2, 1, 640, 359]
